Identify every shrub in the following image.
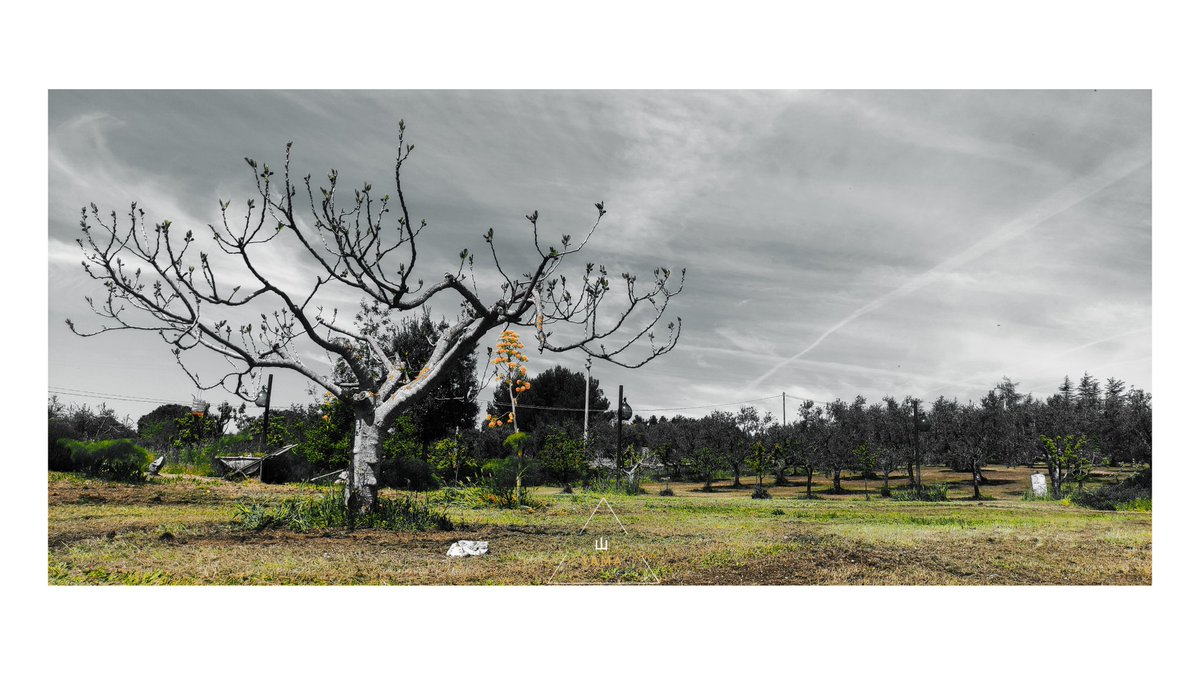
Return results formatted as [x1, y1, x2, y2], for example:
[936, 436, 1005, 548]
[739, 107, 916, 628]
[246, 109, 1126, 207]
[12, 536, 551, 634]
[48, 418, 77, 471]
[478, 457, 532, 507]
[428, 436, 478, 484]
[751, 484, 771, 499]
[890, 483, 949, 502]
[1070, 468, 1151, 511]
[380, 456, 438, 490]
[502, 432, 530, 456]
[232, 489, 452, 532]
[260, 450, 313, 484]
[59, 438, 150, 481]
[659, 485, 675, 497]
[538, 427, 587, 486]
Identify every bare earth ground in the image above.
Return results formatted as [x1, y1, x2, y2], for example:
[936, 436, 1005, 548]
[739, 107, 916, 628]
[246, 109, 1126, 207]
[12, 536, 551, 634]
[47, 466, 1151, 585]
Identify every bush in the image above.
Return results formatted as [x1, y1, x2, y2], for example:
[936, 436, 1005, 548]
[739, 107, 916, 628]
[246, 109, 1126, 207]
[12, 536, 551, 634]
[751, 484, 771, 499]
[479, 457, 530, 507]
[170, 431, 259, 474]
[890, 483, 949, 502]
[1070, 467, 1151, 511]
[48, 418, 76, 471]
[503, 432, 530, 456]
[233, 489, 452, 532]
[659, 485, 675, 497]
[59, 438, 150, 481]
[428, 436, 478, 484]
[260, 450, 313, 484]
[380, 456, 438, 490]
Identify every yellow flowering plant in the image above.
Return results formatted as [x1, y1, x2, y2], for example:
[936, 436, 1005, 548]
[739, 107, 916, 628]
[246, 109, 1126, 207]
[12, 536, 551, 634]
[485, 329, 531, 432]
[484, 329, 535, 500]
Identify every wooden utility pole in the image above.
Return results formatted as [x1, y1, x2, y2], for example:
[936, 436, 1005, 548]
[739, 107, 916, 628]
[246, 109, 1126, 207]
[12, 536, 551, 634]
[616, 384, 624, 471]
[782, 391, 787, 426]
[913, 398, 922, 489]
[583, 356, 592, 446]
[259, 373, 273, 480]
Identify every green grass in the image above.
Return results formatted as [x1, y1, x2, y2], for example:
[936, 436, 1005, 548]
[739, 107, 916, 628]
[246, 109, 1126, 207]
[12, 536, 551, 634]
[48, 471, 1152, 585]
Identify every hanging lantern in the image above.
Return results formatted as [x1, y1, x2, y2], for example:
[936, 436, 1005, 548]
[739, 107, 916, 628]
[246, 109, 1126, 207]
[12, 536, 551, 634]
[255, 389, 269, 408]
[619, 398, 633, 421]
[917, 415, 931, 432]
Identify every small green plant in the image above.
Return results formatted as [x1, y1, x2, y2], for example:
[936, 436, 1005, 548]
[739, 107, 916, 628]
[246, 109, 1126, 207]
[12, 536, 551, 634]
[890, 483, 949, 502]
[587, 474, 643, 495]
[477, 456, 543, 507]
[751, 484, 771, 499]
[1115, 498, 1152, 512]
[232, 489, 452, 532]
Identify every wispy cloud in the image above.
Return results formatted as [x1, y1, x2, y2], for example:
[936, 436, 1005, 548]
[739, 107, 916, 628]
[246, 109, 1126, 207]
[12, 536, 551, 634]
[741, 143, 1151, 394]
[48, 91, 1152, 422]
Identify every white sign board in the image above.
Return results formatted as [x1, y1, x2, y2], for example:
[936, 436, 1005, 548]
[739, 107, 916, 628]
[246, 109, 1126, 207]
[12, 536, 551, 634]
[1030, 473, 1047, 497]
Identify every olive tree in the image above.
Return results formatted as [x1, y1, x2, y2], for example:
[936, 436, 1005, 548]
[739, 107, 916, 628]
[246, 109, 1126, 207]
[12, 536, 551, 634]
[69, 122, 684, 516]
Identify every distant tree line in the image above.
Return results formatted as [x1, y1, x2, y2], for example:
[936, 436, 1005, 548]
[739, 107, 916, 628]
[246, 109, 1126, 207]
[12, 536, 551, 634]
[49, 363, 1150, 498]
[601, 373, 1151, 499]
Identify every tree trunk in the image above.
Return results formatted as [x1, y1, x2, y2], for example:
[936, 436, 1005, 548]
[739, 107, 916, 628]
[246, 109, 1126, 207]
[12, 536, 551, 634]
[906, 462, 915, 488]
[1049, 464, 1063, 499]
[832, 468, 842, 493]
[971, 460, 981, 500]
[345, 410, 382, 520]
[805, 469, 813, 499]
[732, 464, 742, 488]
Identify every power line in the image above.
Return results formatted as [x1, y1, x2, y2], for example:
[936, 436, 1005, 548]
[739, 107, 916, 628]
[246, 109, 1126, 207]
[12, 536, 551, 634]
[641, 395, 783, 412]
[49, 386, 296, 408]
[45, 386, 792, 417]
[50, 384, 817, 417]
[489, 394, 787, 414]
[49, 387, 191, 405]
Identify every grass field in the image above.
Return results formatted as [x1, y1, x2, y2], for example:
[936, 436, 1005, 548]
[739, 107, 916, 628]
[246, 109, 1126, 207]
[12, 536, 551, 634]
[47, 465, 1151, 585]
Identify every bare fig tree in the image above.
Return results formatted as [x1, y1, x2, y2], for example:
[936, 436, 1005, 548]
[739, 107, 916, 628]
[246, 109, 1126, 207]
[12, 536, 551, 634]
[69, 121, 685, 515]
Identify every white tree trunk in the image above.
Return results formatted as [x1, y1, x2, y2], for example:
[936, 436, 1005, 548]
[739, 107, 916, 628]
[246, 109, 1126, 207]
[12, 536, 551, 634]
[346, 412, 382, 517]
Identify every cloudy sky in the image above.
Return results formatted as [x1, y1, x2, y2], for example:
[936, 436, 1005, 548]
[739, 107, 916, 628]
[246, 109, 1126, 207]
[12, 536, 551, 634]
[47, 90, 1151, 424]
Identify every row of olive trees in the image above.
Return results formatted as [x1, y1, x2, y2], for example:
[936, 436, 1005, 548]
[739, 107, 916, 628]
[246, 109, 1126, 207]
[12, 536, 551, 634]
[616, 374, 1150, 499]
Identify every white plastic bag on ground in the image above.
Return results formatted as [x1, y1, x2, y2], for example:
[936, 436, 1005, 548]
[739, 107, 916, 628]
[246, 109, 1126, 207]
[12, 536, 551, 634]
[447, 540, 489, 557]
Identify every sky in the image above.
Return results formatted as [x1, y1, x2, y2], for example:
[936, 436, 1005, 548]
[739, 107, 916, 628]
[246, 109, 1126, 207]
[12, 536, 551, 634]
[47, 90, 1152, 426]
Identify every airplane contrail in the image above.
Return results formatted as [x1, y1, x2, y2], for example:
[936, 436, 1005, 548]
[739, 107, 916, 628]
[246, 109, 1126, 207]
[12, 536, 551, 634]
[1054, 326, 1151, 357]
[741, 146, 1150, 394]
